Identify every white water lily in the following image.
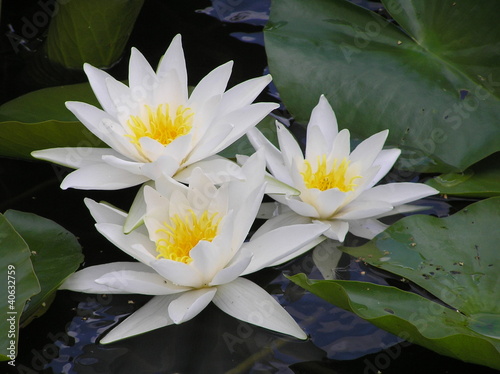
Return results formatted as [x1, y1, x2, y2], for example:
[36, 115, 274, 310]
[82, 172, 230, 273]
[32, 34, 278, 190]
[60, 153, 327, 343]
[247, 95, 438, 242]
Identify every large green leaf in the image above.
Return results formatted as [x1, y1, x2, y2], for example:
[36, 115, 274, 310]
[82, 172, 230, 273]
[0, 83, 105, 159]
[4, 210, 84, 325]
[45, 0, 144, 69]
[290, 197, 500, 369]
[0, 215, 40, 362]
[264, 0, 500, 173]
[426, 153, 500, 197]
[289, 275, 500, 370]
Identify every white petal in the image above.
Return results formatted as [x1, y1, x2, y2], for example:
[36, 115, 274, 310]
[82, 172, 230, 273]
[189, 241, 227, 284]
[105, 77, 137, 123]
[349, 130, 389, 170]
[209, 247, 253, 286]
[84, 63, 118, 116]
[219, 74, 273, 115]
[96, 270, 189, 295]
[335, 201, 394, 220]
[137, 137, 166, 161]
[358, 183, 438, 206]
[246, 128, 294, 186]
[168, 287, 217, 324]
[366, 148, 401, 188]
[242, 222, 328, 275]
[84, 198, 127, 225]
[102, 154, 145, 175]
[268, 235, 326, 267]
[100, 295, 177, 344]
[307, 95, 338, 149]
[128, 47, 157, 104]
[150, 259, 203, 288]
[213, 278, 307, 339]
[95, 223, 157, 264]
[31, 147, 119, 169]
[284, 196, 321, 218]
[347, 218, 388, 240]
[276, 122, 304, 170]
[312, 240, 344, 280]
[156, 34, 188, 101]
[60, 262, 154, 293]
[123, 182, 154, 233]
[60, 163, 149, 190]
[213, 103, 279, 154]
[313, 188, 346, 218]
[320, 219, 349, 242]
[251, 210, 312, 240]
[187, 122, 234, 164]
[175, 155, 244, 184]
[188, 61, 233, 107]
[305, 125, 328, 160]
[326, 128, 351, 161]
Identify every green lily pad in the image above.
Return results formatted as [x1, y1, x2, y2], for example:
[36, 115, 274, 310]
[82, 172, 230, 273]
[45, 0, 144, 69]
[4, 210, 84, 325]
[0, 82, 105, 159]
[426, 153, 500, 197]
[290, 197, 500, 369]
[264, 0, 500, 173]
[0, 214, 40, 361]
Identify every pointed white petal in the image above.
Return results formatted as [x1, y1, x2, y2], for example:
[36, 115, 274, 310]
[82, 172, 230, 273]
[105, 77, 137, 122]
[188, 61, 233, 106]
[347, 218, 388, 240]
[156, 34, 188, 101]
[276, 122, 304, 170]
[304, 125, 328, 160]
[307, 95, 338, 148]
[84, 63, 118, 116]
[326, 128, 351, 161]
[366, 148, 401, 188]
[175, 155, 244, 184]
[128, 47, 157, 103]
[187, 123, 234, 164]
[242, 223, 328, 275]
[284, 196, 320, 218]
[102, 154, 145, 175]
[124, 182, 154, 233]
[150, 259, 203, 288]
[349, 130, 388, 170]
[213, 278, 307, 339]
[189, 241, 227, 284]
[60, 163, 149, 190]
[313, 188, 346, 218]
[95, 223, 157, 264]
[96, 269, 190, 295]
[31, 147, 119, 169]
[335, 201, 393, 220]
[100, 295, 177, 344]
[264, 175, 299, 195]
[60, 262, 154, 293]
[312, 240, 344, 280]
[168, 287, 217, 324]
[209, 247, 253, 286]
[219, 75, 273, 114]
[320, 219, 349, 242]
[358, 183, 438, 206]
[84, 198, 127, 225]
[137, 137, 166, 162]
[246, 127, 293, 186]
[251, 210, 312, 240]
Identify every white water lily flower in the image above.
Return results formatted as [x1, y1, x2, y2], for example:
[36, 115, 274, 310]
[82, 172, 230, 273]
[60, 153, 327, 343]
[32, 34, 278, 190]
[247, 95, 438, 242]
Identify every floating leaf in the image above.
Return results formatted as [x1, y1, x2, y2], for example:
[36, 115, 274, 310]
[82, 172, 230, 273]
[290, 198, 500, 369]
[4, 210, 84, 325]
[0, 83, 105, 159]
[0, 214, 40, 361]
[426, 153, 500, 197]
[264, 0, 500, 173]
[45, 0, 144, 69]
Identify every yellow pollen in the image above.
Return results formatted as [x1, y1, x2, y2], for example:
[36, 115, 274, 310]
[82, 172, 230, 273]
[155, 210, 221, 264]
[126, 104, 193, 147]
[301, 155, 361, 192]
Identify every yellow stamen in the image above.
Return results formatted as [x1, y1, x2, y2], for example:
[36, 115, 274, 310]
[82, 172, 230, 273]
[126, 104, 194, 147]
[301, 155, 361, 192]
[155, 210, 221, 263]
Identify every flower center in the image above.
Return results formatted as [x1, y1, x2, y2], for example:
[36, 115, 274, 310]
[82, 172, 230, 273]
[155, 210, 221, 263]
[301, 155, 361, 192]
[126, 104, 194, 147]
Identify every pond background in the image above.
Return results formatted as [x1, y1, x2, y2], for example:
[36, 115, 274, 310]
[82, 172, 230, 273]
[0, 0, 495, 373]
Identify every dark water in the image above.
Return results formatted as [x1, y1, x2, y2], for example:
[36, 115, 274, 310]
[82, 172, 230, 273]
[0, 1, 495, 373]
